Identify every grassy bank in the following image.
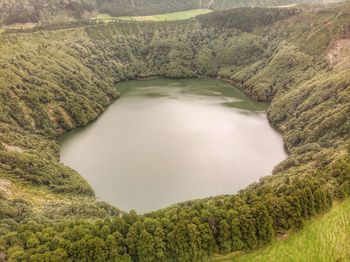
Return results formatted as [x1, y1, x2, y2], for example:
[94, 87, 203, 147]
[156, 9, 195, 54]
[211, 198, 350, 261]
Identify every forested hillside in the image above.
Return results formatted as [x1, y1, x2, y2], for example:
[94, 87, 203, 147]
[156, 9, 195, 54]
[0, 0, 340, 25]
[0, 0, 97, 25]
[0, 4, 350, 261]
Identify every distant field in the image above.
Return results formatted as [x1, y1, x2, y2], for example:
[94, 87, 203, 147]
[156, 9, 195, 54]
[275, 3, 298, 8]
[210, 198, 350, 262]
[93, 9, 213, 22]
[0, 22, 37, 33]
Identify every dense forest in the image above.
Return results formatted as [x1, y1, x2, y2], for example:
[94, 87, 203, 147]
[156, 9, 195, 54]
[0, 0, 340, 25]
[0, 3, 350, 261]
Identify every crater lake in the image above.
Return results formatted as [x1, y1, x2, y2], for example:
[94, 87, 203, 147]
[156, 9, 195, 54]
[59, 79, 287, 213]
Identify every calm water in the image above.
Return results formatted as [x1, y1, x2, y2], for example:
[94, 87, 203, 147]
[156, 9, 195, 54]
[59, 79, 286, 213]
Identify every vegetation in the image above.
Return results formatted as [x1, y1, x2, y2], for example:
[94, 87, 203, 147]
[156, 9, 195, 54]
[0, 0, 337, 25]
[93, 9, 213, 22]
[0, 3, 349, 261]
[211, 198, 350, 261]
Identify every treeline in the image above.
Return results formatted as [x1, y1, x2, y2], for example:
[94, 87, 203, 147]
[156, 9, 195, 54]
[197, 7, 297, 32]
[2, 20, 96, 35]
[2, 154, 350, 261]
[0, 5, 350, 261]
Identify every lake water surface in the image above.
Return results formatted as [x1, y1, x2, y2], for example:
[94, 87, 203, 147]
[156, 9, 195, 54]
[59, 79, 286, 213]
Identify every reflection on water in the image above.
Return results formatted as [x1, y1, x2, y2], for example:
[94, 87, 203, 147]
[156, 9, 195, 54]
[59, 79, 286, 213]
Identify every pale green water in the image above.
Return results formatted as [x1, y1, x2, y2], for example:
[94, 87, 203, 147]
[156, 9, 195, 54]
[59, 79, 286, 213]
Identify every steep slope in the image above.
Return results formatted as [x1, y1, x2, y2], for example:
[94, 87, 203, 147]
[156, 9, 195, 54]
[0, 4, 349, 261]
[212, 198, 350, 261]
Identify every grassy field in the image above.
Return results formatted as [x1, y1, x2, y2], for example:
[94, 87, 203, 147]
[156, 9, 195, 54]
[0, 22, 38, 34]
[93, 9, 212, 22]
[275, 4, 298, 8]
[210, 198, 350, 262]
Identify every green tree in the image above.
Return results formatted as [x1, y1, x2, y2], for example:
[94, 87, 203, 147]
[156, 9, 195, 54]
[137, 230, 155, 262]
[218, 220, 231, 254]
[195, 47, 217, 76]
